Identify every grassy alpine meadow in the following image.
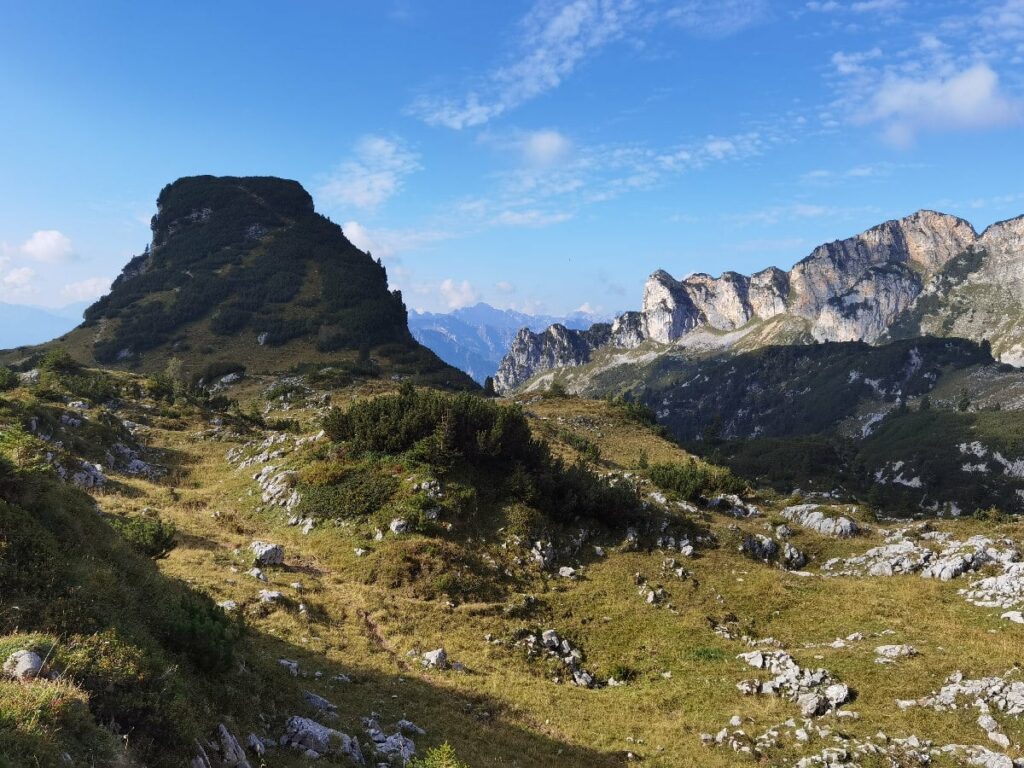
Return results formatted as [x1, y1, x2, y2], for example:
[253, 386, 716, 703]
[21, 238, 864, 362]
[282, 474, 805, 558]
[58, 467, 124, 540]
[2, 360, 1024, 766]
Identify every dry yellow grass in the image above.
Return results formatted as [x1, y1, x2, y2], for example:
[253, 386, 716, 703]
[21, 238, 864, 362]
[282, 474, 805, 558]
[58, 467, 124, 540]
[7, 376, 1024, 766]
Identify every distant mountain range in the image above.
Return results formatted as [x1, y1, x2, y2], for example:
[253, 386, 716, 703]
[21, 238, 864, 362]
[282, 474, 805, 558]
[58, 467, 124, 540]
[495, 209, 1024, 392]
[0, 302, 87, 350]
[409, 303, 609, 384]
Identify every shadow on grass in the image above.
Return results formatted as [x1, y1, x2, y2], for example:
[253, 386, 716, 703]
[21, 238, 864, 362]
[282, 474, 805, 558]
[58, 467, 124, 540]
[227, 631, 626, 768]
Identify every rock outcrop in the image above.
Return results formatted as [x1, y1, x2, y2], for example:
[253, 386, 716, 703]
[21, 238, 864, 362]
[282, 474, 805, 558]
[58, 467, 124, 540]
[495, 209, 1024, 392]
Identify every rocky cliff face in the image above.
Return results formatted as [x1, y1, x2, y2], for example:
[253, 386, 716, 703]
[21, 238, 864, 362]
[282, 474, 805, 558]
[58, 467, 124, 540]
[493, 323, 612, 393]
[496, 209, 1024, 392]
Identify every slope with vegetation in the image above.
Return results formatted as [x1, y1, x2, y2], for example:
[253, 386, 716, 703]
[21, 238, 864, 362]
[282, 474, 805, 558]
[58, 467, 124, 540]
[0, 176, 473, 391]
[7, 348, 1024, 766]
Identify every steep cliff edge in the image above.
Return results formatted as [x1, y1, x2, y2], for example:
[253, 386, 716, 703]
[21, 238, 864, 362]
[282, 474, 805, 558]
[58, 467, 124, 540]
[496, 209, 1020, 392]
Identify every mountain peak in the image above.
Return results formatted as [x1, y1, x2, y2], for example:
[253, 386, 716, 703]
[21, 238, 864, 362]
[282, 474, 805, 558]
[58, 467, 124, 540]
[7, 175, 473, 387]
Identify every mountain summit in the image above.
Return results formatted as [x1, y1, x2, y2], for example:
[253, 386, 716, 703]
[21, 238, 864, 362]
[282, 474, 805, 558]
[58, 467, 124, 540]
[496, 209, 1024, 391]
[9, 175, 472, 386]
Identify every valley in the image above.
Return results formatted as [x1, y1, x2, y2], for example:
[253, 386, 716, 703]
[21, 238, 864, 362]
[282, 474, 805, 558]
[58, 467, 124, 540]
[4, 360, 1024, 767]
[3, 176, 1024, 768]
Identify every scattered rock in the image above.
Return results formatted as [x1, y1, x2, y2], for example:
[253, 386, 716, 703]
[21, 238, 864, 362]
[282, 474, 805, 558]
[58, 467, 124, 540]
[249, 541, 284, 567]
[422, 648, 448, 669]
[280, 716, 362, 762]
[781, 504, 858, 538]
[3, 650, 42, 681]
[216, 723, 252, 768]
[303, 691, 336, 713]
[874, 644, 917, 664]
[740, 534, 779, 563]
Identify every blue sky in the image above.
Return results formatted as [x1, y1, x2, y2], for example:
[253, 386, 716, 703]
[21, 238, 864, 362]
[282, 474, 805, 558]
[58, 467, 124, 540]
[1, 0, 1023, 316]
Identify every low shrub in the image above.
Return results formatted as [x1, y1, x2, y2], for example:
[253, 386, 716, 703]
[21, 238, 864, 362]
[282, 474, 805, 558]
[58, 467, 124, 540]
[0, 367, 16, 391]
[322, 384, 643, 527]
[297, 461, 398, 520]
[646, 459, 743, 501]
[156, 589, 241, 672]
[559, 430, 601, 462]
[409, 743, 469, 768]
[368, 540, 499, 602]
[109, 515, 177, 558]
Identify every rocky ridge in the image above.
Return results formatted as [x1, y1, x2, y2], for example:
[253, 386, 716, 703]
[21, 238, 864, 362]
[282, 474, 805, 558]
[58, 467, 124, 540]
[496, 210, 1024, 392]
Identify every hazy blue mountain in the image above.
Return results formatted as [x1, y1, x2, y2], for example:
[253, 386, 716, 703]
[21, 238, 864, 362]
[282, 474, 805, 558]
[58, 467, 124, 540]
[409, 302, 609, 383]
[0, 303, 81, 350]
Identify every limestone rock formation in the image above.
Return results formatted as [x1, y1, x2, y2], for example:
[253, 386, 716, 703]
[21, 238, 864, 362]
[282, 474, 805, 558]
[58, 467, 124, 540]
[495, 209, 1024, 392]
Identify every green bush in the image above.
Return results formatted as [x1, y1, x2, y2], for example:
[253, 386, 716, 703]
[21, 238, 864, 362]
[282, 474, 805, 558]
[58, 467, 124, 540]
[368, 540, 499, 602]
[560, 430, 601, 462]
[322, 384, 643, 526]
[156, 589, 241, 672]
[323, 382, 539, 466]
[0, 367, 16, 391]
[56, 630, 171, 745]
[109, 515, 177, 558]
[39, 348, 79, 374]
[542, 381, 568, 399]
[297, 461, 398, 521]
[647, 459, 743, 501]
[409, 743, 469, 768]
[607, 394, 659, 427]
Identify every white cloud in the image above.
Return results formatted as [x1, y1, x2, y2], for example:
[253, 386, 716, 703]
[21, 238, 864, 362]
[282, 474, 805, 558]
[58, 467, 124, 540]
[494, 209, 573, 227]
[728, 202, 878, 226]
[319, 136, 421, 210]
[342, 220, 452, 260]
[61, 277, 111, 303]
[665, 0, 766, 36]
[20, 230, 73, 263]
[0, 266, 36, 300]
[831, 48, 881, 75]
[866, 63, 1019, 146]
[522, 130, 573, 166]
[2, 266, 34, 287]
[495, 280, 515, 293]
[439, 278, 479, 309]
[806, 0, 901, 12]
[412, 0, 764, 129]
[850, 0, 902, 12]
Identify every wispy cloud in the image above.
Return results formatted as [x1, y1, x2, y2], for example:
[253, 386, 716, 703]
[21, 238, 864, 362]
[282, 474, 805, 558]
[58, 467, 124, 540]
[2, 230, 75, 264]
[0, 265, 36, 300]
[726, 202, 879, 226]
[823, 3, 1024, 145]
[341, 220, 453, 261]
[411, 0, 765, 130]
[61, 277, 111, 302]
[439, 278, 479, 309]
[318, 135, 421, 210]
[865, 64, 1019, 147]
[21, 230, 74, 263]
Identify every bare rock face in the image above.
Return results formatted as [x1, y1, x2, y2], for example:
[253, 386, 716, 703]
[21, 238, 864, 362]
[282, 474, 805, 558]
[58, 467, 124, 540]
[642, 270, 700, 343]
[812, 265, 922, 342]
[493, 323, 611, 393]
[610, 311, 645, 348]
[748, 267, 790, 319]
[495, 208, 1024, 392]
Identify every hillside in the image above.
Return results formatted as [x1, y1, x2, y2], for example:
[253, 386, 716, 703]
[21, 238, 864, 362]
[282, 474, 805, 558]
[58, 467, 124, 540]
[0, 176, 474, 390]
[5, 359, 1024, 766]
[495, 210, 1024, 392]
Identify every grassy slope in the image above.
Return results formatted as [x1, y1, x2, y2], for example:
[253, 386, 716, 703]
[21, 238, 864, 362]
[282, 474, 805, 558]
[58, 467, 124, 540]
[4, 370, 1024, 766]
